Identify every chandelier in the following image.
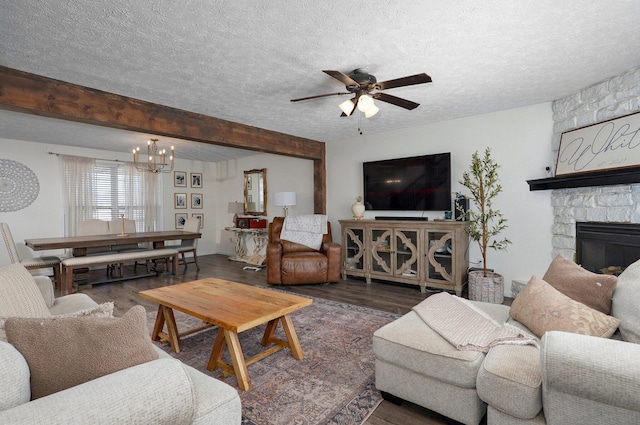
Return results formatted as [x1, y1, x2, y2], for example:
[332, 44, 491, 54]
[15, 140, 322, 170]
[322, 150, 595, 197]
[133, 138, 174, 173]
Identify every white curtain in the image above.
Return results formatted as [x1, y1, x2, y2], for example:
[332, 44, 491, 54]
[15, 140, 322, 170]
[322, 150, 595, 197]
[120, 161, 163, 232]
[142, 169, 163, 232]
[59, 155, 95, 237]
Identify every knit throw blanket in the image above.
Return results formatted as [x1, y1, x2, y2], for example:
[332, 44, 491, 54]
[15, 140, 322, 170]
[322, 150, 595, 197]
[412, 292, 538, 352]
[280, 215, 328, 250]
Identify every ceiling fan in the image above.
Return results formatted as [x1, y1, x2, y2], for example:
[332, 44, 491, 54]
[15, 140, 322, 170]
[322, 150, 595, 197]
[290, 68, 432, 117]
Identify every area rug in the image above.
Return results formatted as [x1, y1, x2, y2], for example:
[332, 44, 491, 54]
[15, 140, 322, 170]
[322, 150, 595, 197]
[146, 295, 399, 425]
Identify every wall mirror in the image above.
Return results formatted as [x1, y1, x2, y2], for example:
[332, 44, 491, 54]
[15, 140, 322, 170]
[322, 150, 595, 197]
[244, 168, 267, 216]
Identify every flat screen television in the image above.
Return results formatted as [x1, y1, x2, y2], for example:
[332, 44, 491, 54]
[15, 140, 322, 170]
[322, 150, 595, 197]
[363, 152, 451, 211]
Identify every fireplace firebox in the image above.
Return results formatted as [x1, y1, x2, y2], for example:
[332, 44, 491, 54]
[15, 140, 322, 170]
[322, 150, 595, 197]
[575, 222, 640, 275]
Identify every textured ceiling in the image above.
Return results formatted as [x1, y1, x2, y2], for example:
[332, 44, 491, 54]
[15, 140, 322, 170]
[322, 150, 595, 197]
[1, 0, 640, 162]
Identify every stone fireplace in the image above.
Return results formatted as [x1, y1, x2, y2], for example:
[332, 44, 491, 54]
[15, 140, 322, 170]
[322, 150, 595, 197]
[551, 184, 640, 269]
[514, 66, 640, 296]
[547, 66, 640, 273]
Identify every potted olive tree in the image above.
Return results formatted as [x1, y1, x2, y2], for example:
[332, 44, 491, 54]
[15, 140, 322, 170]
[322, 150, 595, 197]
[457, 147, 511, 303]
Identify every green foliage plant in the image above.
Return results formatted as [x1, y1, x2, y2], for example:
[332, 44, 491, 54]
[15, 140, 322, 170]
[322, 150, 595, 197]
[457, 147, 511, 277]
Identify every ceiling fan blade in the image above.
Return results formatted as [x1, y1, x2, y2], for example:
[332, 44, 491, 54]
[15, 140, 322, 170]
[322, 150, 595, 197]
[375, 73, 432, 91]
[373, 92, 420, 110]
[290, 92, 350, 102]
[323, 70, 360, 88]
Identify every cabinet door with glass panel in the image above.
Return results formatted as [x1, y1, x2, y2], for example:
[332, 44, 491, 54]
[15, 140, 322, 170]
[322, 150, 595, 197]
[425, 230, 456, 284]
[341, 225, 367, 280]
[370, 227, 420, 284]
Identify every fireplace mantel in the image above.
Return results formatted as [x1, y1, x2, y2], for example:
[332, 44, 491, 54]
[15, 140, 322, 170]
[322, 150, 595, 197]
[528, 167, 640, 191]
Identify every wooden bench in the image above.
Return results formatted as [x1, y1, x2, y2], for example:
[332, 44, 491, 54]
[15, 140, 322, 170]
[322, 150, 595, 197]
[61, 248, 179, 294]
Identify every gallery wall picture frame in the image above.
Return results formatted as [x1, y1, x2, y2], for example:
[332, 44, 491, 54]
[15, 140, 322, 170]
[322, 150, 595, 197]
[191, 193, 203, 209]
[555, 111, 640, 176]
[190, 172, 202, 188]
[192, 213, 204, 229]
[175, 213, 188, 229]
[174, 171, 187, 187]
[175, 193, 187, 209]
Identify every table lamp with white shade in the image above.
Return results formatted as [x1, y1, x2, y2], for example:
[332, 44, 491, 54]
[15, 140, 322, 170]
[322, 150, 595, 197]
[227, 201, 244, 226]
[274, 192, 296, 217]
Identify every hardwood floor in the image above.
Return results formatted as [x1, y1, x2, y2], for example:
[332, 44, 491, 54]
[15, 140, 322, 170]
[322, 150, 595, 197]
[75, 253, 476, 425]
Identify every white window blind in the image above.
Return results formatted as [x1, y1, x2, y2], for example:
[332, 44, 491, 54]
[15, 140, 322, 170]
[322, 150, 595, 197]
[94, 161, 156, 230]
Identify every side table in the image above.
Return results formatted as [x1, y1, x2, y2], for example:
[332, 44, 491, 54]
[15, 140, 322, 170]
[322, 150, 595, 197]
[225, 227, 268, 266]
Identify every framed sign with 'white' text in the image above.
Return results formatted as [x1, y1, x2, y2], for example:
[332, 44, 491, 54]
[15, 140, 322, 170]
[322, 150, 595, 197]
[555, 111, 640, 176]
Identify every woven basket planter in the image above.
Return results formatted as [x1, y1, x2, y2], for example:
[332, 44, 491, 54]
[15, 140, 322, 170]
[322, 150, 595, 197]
[468, 270, 504, 304]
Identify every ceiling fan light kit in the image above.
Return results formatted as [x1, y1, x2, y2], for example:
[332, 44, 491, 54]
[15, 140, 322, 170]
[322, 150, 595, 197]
[291, 68, 431, 119]
[357, 94, 374, 112]
[365, 104, 379, 118]
[339, 99, 356, 115]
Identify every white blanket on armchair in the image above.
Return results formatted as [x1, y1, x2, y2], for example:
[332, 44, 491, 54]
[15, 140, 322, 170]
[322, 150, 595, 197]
[280, 215, 328, 251]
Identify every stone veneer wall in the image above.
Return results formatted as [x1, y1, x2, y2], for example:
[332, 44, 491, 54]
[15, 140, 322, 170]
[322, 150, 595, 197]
[551, 66, 640, 260]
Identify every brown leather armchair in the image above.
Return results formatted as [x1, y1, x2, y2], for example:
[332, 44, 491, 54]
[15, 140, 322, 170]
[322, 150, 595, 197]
[266, 217, 342, 285]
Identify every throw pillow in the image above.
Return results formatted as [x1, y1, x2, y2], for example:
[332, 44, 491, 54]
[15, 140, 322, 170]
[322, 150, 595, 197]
[0, 264, 51, 319]
[0, 302, 114, 342]
[54, 301, 114, 319]
[0, 341, 30, 411]
[5, 305, 158, 400]
[612, 258, 640, 343]
[510, 275, 620, 339]
[542, 254, 617, 314]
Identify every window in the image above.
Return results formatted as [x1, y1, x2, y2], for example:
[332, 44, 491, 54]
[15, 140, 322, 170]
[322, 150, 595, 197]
[60, 155, 162, 236]
[93, 161, 162, 231]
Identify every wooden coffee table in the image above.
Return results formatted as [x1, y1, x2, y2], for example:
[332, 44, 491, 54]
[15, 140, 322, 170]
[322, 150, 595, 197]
[138, 277, 312, 390]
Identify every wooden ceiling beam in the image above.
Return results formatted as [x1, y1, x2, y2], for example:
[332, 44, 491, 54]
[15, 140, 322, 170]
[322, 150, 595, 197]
[0, 65, 326, 213]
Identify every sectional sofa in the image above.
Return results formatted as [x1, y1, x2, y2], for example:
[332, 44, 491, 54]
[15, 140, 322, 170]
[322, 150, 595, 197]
[374, 255, 640, 425]
[0, 263, 241, 424]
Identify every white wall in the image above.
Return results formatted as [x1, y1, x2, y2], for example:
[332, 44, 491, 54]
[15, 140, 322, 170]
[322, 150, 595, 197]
[0, 138, 314, 265]
[326, 103, 555, 295]
[1, 139, 66, 264]
[211, 153, 314, 255]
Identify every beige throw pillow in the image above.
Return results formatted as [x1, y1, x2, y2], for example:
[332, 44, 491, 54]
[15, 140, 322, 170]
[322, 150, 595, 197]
[54, 301, 114, 319]
[5, 305, 158, 400]
[0, 302, 114, 342]
[510, 275, 620, 339]
[543, 254, 617, 314]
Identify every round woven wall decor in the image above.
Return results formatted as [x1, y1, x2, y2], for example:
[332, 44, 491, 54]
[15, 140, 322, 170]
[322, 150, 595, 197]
[0, 159, 40, 212]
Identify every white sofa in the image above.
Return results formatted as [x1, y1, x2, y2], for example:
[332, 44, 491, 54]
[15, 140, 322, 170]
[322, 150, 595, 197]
[0, 264, 242, 424]
[374, 258, 640, 425]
